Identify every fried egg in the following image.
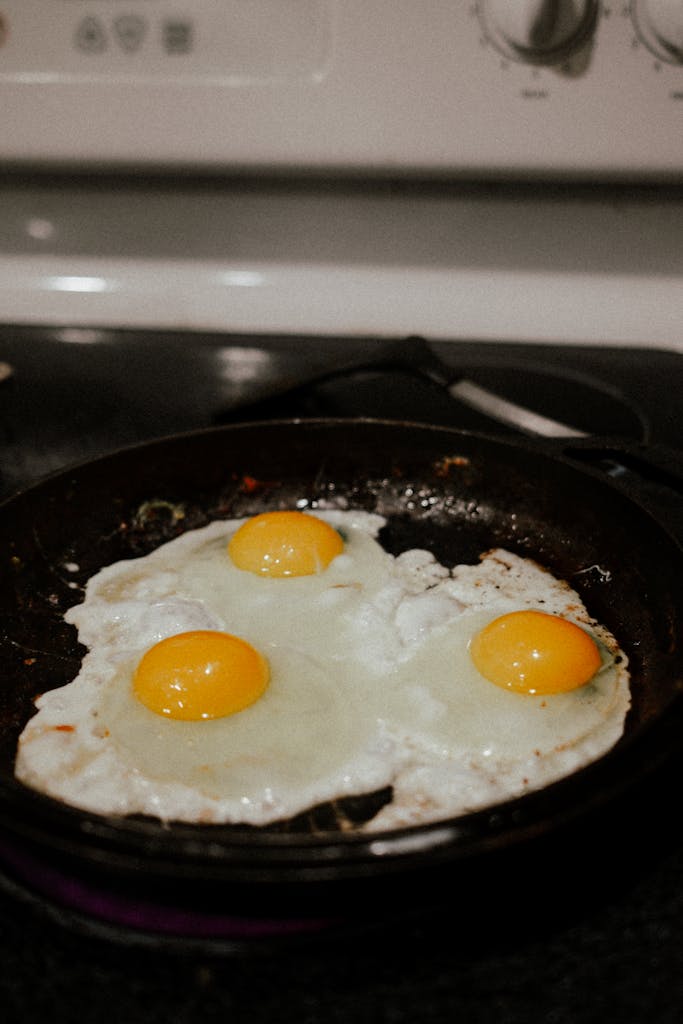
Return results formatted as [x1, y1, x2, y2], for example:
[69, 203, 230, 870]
[15, 509, 630, 830]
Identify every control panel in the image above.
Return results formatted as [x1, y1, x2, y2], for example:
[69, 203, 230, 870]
[0, 1, 681, 176]
[0, 1, 330, 82]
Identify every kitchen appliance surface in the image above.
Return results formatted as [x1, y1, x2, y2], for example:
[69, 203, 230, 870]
[1, 2, 683, 1020]
[1, 0, 682, 177]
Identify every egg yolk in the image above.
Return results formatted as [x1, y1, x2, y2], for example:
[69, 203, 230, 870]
[469, 609, 602, 695]
[228, 510, 344, 577]
[133, 630, 269, 720]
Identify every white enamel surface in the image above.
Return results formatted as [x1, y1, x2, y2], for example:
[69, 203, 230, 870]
[0, 1, 681, 175]
[1, 182, 682, 349]
[3, 256, 682, 349]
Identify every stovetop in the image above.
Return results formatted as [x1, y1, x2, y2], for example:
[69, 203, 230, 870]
[1, 324, 682, 501]
[1, 324, 683, 1023]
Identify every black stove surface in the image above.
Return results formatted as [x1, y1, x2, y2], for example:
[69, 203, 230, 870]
[1, 324, 683, 1024]
[1, 325, 681, 499]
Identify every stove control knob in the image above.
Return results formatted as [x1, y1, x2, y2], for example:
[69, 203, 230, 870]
[632, 0, 683, 63]
[479, 0, 598, 63]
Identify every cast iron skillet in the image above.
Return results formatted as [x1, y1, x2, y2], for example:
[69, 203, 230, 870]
[1, 419, 683, 929]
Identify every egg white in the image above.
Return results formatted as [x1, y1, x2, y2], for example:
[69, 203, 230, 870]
[15, 510, 630, 829]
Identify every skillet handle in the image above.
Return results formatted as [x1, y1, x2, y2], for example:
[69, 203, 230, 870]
[261, 335, 682, 495]
[554, 436, 683, 551]
[558, 438, 683, 496]
[398, 339, 683, 492]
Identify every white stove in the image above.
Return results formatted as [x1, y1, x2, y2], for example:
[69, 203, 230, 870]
[0, 1, 681, 350]
[1, 1, 682, 175]
[0, 179, 681, 350]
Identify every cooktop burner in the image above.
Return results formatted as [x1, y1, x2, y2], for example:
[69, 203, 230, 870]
[1, 325, 680, 502]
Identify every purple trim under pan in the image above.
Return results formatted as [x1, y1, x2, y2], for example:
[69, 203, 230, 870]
[0, 835, 339, 948]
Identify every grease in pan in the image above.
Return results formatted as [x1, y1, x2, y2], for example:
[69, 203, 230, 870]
[15, 509, 630, 831]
